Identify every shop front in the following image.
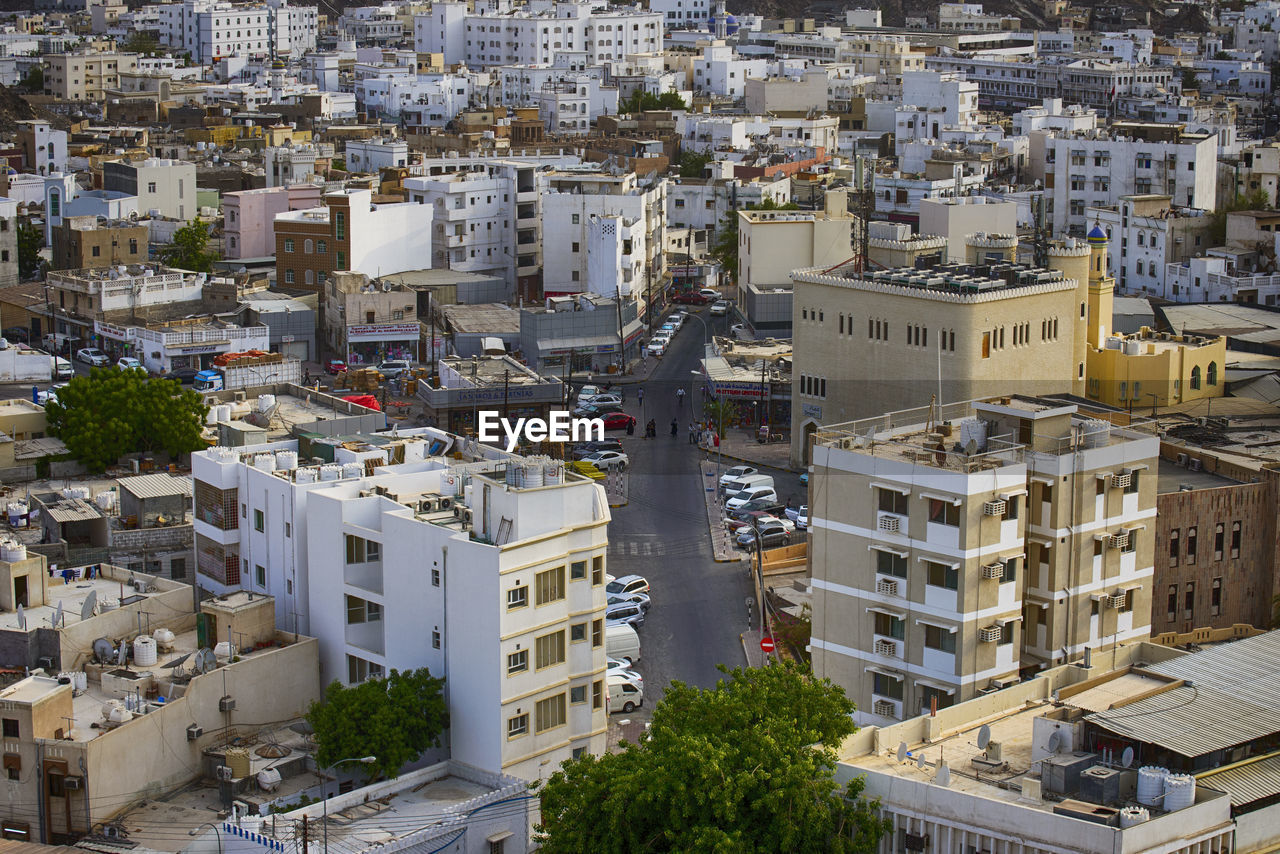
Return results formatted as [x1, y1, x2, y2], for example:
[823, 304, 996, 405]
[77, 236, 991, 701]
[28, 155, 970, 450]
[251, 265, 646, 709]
[345, 322, 422, 366]
[94, 320, 270, 374]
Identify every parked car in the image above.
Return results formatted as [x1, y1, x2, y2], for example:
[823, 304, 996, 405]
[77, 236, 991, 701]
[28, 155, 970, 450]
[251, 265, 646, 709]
[75, 348, 109, 366]
[699, 287, 720, 300]
[116, 356, 144, 372]
[710, 299, 730, 316]
[607, 591, 650, 611]
[574, 401, 623, 419]
[606, 574, 649, 596]
[52, 357, 73, 380]
[734, 515, 795, 537]
[785, 505, 809, 529]
[324, 359, 347, 375]
[800, 472, 809, 485]
[166, 367, 200, 384]
[572, 439, 624, 459]
[726, 486, 779, 512]
[581, 450, 629, 471]
[376, 359, 413, 379]
[730, 323, 750, 340]
[2, 327, 28, 344]
[719, 465, 758, 491]
[607, 662, 644, 687]
[736, 522, 792, 548]
[577, 384, 603, 399]
[729, 509, 793, 530]
[607, 656, 635, 671]
[647, 340, 668, 358]
[607, 674, 644, 713]
[37, 382, 69, 406]
[605, 601, 645, 628]
[672, 291, 710, 305]
[601, 412, 637, 431]
[726, 498, 785, 519]
[580, 393, 623, 408]
[670, 311, 688, 327]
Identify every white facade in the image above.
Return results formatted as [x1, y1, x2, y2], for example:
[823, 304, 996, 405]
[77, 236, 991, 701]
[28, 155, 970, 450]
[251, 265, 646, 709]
[405, 169, 514, 288]
[21, 120, 68, 177]
[103, 158, 197, 221]
[649, 0, 709, 30]
[190, 432, 610, 781]
[356, 71, 475, 121]
[1164, 255, 1280, 305]
[692, 42, 767, 99]
[892, 70, 980, 152]
[263, 144, 325, 187]
[157, 0, 317, 64]
[344, 138, 410, 173]
[1047, 133, 1218, 235]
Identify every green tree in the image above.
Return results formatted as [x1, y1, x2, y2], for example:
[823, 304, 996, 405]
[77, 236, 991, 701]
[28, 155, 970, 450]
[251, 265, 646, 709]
[17, 221, 44, 280]
[307, 668, 449, 781]
[159, 215, 218, 273]
[1180, 67, 1198, 93]
[702, 397, 740, 432]
[678, 150, 712, 178]
[1208, 189, 1272, 244]
[122, 32, 160, 56]
[536, 663, 891, 853]
[45, 369, 209, 471]
[709, 197, 800, 284]
[619, 90, 687, 114]
[20, 65, 43, 92]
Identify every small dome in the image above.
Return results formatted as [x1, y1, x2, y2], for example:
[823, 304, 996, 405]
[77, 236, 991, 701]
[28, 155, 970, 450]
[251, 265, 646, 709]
[1087, 223, 1108, 244]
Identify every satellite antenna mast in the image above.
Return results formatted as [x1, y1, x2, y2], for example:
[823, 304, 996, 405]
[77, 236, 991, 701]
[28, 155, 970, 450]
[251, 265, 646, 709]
[1033, 193, 1049, 269]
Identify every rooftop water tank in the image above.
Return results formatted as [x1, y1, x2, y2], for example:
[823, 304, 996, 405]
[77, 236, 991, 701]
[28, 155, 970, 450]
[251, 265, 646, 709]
[1136, 766, 1167, 807]
[319, 465, 342, 481]
[1163, 774, 1195, 811]
[0, 540, 27, 562]
[275, 450, 298, 471]
[1118, 806, 1149, 828]
[253, 454, 276, 472]
[154, 628, 176, 651]
[133, 636, 157, 667]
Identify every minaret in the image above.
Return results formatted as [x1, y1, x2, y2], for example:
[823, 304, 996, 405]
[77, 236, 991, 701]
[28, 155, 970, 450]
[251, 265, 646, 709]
[713, 0, 728, 39]
[1085, 221, 1115, 349]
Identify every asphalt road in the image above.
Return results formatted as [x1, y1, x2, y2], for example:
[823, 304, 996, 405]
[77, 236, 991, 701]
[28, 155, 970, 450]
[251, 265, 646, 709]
[603, 306, 755, 719]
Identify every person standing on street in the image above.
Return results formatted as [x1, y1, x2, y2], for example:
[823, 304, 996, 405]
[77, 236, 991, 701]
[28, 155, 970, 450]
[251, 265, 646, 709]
[670, 418, 678, 438]
[637, 387, 644, 404]
[688, 422, 697, 444]
[676, 387, 686, 406]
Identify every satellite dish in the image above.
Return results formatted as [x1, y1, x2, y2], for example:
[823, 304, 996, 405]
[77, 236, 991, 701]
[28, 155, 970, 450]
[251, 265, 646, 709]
[80, 590, 98, 622]
[977, 724, 992, 751]
[93, 637, 114, 663]
[916, 753, 927, 770]
[162, 651, 193, 670]
[1121, 746, 1135, 768]
[193, 648, 217, 674]
[966, 438, 979, 456]
[16, 604, 25, 630]
[1047, 730, 1063, 754]
[897, 742, 908, 762]
[50, 601, 64, 628]
[117, 641, 128, 666]
[935, 764, 951, 787]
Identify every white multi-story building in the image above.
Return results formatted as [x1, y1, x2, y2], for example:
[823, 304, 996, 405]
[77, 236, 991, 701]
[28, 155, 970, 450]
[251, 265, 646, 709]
[191, 429, 610, 780]
[157, 0, 317, 65]
[666, 172, 791, 233]
[344, 138, 410, 173]
[263, 143, 329, 187]
[892, 70, 980, 154]
[692, 42, 767, 99]
[541, 169, 666, 301]
[101, 158, 196, 221]
[810, 396, 1157, 725]
[1087, 195, 1212, 295]
[649, 0, 709, 30]
[1163, 255, 1280, 305]
[356, 70, 476, 121]
[1046, 129, 1218, 235]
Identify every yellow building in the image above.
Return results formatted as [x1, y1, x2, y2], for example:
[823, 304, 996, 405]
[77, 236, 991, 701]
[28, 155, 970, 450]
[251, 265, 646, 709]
[1083, 223, 1227, 408]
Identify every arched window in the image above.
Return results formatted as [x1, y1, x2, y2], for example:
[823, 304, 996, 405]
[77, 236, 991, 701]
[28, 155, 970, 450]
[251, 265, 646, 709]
[1190, 365, 1201, 390]
[1207, 361, 1218, 386]
[1135, 260, 1144, 275]
[1137, 231, 1145, 246]
[305, 269, 315, 285]
[304, 239, 313, 254]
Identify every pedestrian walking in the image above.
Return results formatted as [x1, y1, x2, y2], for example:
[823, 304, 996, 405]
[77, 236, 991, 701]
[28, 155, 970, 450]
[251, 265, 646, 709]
[670, 418, 678, 438]
[676, 388, 686, 406]
[637, 387, 644, 404]
[688, 422, 697, 444]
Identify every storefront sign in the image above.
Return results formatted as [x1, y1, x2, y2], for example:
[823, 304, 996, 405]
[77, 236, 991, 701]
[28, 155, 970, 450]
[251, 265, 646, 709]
[347, 323, 420, 340]
[802, 403, 822, 419]
[713, 380, 766, 399]
[176, 344, 225, 354]
[94, 321, 130, 342]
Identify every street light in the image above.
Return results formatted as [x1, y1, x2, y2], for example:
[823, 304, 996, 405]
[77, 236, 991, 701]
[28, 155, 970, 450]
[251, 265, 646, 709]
[692, 368, 724, 485]
[322, 756, 377, 854]
[188, 821, 223, 854]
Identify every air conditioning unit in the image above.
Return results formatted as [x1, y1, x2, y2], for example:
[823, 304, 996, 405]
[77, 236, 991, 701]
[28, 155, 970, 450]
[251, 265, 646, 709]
[873, 700, 896, 717]
[1188, 458, 1203, 472]
[983, 499, 1006, 517]
[874, 639, 898, 656]
[1111, 472, 1131, 490]
[1175, 453, 1188, 467]
[983, 562, 1006, 579]
[877, 513, 900, 532]
[462, 508, 473, 523]
[1108, 531, 1129, 550]
[187, 724, 203, 741]
[979, 625, 1003, 643]
[438, 495, 453, 511]
[876, 578, 899, 596]
[63, 776, 82, 790]
[985, 741, 1004, 761]
[219, 696, 236, 712]
[453, 504, 465, 518]
[1107, 592, 1129, 609]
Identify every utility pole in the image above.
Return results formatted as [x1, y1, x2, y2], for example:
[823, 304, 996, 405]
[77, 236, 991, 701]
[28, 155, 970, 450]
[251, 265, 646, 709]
[502, 368, 510, 420]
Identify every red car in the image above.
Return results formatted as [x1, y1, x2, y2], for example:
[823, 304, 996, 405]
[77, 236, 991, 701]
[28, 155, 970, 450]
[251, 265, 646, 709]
[601, 412, 637, 431]
[325, 359, 347, 375]
[672, 292, 711, 305]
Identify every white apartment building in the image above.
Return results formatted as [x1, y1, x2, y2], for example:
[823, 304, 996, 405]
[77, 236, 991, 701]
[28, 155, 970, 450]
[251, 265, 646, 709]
[666, 173, 791, 233]
[892, 70, 980, 154]
[692, 42, 767, 99]
[541, 169, 666, 301]
[650, 0, 709, 30]
[356, 71, 476, 121]
[17, 119, 68, 177]
[416, 1, 661, 71]
[263, 143, 329, 187]
[191, 429, 610, 781]
[156, 0, 317, 64]
[1163, 255, 1280, 305]
[1087, 196, 1211, 295]
[809, 396, 1157, 725]
[1046, 130, 1217, 235]
[101, 158, 197, 221]
[344, 138, 409, 173]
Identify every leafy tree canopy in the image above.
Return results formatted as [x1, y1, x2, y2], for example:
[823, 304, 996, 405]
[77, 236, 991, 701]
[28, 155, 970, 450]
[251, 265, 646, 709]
[536, 663, 891, 853]
[678, 150, 713, 178]
[709, 197, 800, 284]
[307, 668, 449, 781]
[159, 215, 218, 273]
[619, 90, 688, 114]
[44, 369, 208, 471]
[1209, 188, 1272, 244]
[122, 32, 161, 56]
[17, 220, 43, 280]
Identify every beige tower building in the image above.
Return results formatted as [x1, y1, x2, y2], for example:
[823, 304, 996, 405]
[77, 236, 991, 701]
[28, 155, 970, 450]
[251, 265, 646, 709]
[808, 395, 1157, 724]
[789, 233, 1094, 467]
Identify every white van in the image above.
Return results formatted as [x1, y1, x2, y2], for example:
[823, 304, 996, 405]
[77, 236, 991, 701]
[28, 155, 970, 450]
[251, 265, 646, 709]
[607, 674, 645, 713]
[726, 486, 779, 511]
[605, 622, 641, 663]
[721, 473, 775, 497]
[718, 465, 758, 491]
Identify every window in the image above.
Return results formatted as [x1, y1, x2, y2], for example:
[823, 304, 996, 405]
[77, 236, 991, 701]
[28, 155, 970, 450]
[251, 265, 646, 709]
[1168, 529, 1179, 566]
[507, 650, 527, 674]
[928, 499, 959, 526]
[91, 245, 100, 258]
[572, 242, 580, 252]
[1184, 582, 1195, 619]
[924, 624, 956, 653]
[535, 694, 567, 732]
[1214, 523, 1224, 560]
[876, 550, 907, 578]
[507, 713, 528, 738]
[926, 561, 958, 590]
[334, 211, 345, 240]
[1230, 521, 1241, 559]
[873, 611, 904, 639]
[284, 269, 295, 284]
[1167, 584, 1178, 620]
[1191, 365, 1201, 390]
[507, 585, 528, 610]
[254, 509, 264, 531]
[592, 556, 603, 584]
[1, 720, 17, 739]
[147, 181, 157, 193]
[591, 618, 603, 647]
[171, 557, 186, 580]
[878, 488, 908, 515]
[570, 685, 587, 704]
[284, 238, 295, 253]
[255, 564, 265, 586]
[1002, 557, 1017, 582]
[317, 239, 327, 253]
[536, 566, 565, 605]
[431, 566, 440, 586]
[592, 679, 603, 709]
[570, 560, 586, 580]
[999, 622, 1015, 645]
[570, 622, 587, 642]
[571, 214, 580, 224]
[920, 686, 953, 713]
[1124, 470, 1139, 494]
[432, 629, 441, 649]
[872, 673, 903, 700]
[535, 630, 566, 669]
[1211, 577, 1221, 616]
